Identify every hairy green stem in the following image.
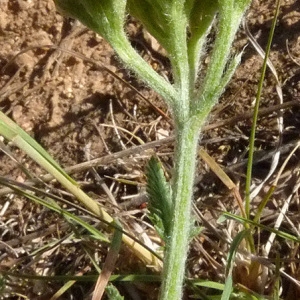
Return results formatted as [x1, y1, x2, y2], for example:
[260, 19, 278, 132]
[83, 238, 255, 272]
[110, 33, 177, 106]
[195, 1, 249, 112]
[160, 117, 202, 300]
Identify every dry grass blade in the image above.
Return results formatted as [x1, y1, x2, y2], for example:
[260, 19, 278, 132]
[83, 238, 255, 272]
[264, 141, 300, 256]
[92, 221, 122, 300]
[286, 40, 300, 66]
[199, 148, 246, 218]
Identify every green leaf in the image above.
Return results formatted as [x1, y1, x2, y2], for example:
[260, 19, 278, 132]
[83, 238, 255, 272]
[106, 284, 124, 300]
[189, 224, 204, 241]
[146, 156, 173, 240]
[54, 0, 126, 43]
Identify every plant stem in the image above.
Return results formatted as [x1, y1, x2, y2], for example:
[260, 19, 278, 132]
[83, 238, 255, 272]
[111, 33, 176, 106]
[160, 116, 202, 300]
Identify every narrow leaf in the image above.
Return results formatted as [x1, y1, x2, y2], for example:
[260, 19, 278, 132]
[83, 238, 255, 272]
[222, 229, 250, 300]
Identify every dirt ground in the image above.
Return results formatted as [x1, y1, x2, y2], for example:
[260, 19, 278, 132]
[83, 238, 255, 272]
[0, 0, 300, 299]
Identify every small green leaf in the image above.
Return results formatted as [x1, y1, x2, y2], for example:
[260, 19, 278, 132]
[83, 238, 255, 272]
[146, 156, 172, 240]
[105, 284, 124, 300]
[189, 224, 204, 241]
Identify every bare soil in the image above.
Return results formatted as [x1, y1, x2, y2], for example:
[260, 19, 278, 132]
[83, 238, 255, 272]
[0, 0, 300, 299]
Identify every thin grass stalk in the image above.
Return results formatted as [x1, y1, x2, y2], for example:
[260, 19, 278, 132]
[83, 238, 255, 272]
[245, 0, 281, 218]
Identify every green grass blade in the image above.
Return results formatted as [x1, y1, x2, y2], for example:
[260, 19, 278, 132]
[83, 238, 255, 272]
[245, 0, 281, 217]
[191, 279, 224, 290]
[0, 178, 109, 242]
[1, 272, 161, 283]
[222, 212, 300, 243]
[0, 111, 76, 184]
[222, 230, 250, 300]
